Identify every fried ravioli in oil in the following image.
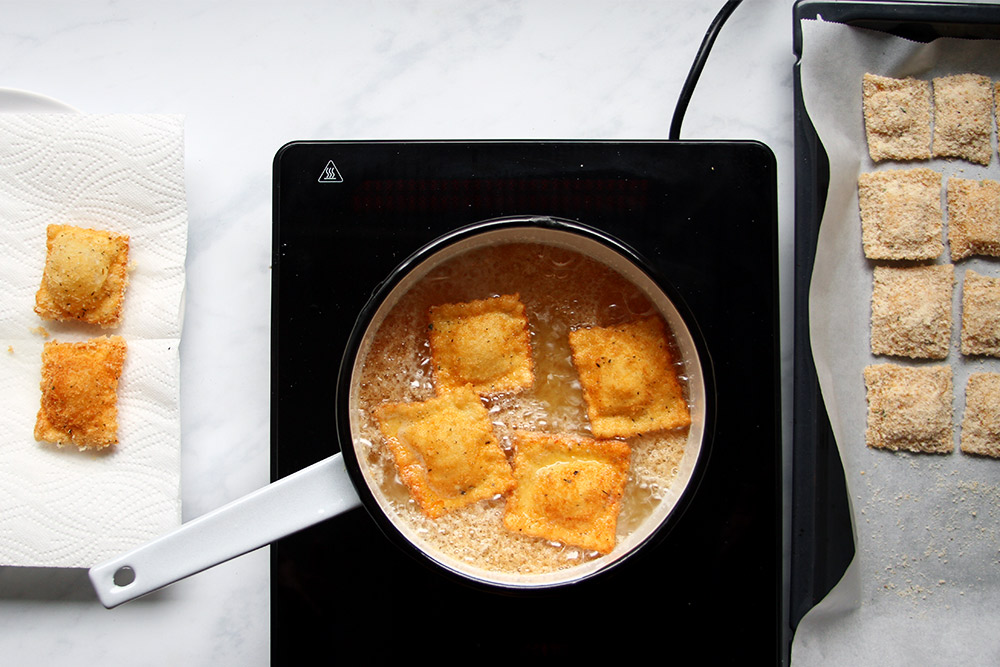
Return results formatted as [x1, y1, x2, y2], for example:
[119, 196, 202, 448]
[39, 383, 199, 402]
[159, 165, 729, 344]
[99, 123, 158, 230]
[569, 317, 690, 439]
[428, 294, 534, 396]
[503, 430, 630, 554]
[375, 384, 515, 519]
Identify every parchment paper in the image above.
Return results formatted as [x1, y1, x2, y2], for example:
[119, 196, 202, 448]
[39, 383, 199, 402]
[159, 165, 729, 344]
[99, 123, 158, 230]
[792, 19, 1000, 666]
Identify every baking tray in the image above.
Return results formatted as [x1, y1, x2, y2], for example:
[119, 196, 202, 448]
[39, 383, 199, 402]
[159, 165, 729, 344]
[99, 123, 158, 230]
[790, 0, 1000, 637]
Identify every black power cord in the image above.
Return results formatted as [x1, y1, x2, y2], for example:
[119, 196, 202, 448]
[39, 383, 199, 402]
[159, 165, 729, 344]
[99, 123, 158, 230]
[669, 0, 744, 140]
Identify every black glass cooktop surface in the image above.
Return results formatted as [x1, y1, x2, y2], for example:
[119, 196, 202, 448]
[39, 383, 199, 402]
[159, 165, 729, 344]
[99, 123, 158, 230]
[271, 141, 781, 663]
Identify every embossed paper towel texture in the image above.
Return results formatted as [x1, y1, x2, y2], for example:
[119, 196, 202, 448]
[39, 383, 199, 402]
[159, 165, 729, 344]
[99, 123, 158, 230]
[0, 114, 186, 568]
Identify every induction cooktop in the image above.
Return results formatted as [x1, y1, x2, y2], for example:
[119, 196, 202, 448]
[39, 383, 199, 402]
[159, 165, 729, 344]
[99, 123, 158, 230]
[270, 140, 781, 663]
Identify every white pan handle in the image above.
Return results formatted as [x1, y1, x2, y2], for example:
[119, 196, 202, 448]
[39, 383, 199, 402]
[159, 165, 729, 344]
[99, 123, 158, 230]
[89, 452, 361, 608]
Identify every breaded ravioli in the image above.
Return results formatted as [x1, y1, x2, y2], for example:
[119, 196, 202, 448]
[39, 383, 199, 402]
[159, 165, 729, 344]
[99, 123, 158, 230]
[995, 82, 1000, 161]
[947, 177, 1000, 261]
[863, 364, 953, 454]
[870, 264, 953, 359]
[861, 73, 932, 162]
[34, 224, 130, 328]
[961, 373, 1000, 458]
[34, 336, 127, 449]
[960, 269, 1000, 357]
[375, 384, 515, 518]
[857, 168, 943, 261]
[503, 430, 630, 554]
[932, 73, 994, 166]
[428, 293, 534, 396]
[569, 317, 690, 439]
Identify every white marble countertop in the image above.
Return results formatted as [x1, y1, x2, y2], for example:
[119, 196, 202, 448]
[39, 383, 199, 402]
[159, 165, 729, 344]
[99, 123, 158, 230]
[0, 1, 798, 663]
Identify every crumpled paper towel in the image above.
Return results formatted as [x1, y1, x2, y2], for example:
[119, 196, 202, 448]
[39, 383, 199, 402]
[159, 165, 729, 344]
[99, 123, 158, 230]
[0, 114, 186, 568]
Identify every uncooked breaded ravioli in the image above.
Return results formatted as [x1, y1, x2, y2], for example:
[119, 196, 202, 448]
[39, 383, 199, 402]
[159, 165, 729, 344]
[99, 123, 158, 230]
[932, 73, 994, 166]
[858, 168, 943, 260]
[947, 177, 1000, 261]
[375, 384, 514, 519]
[995, 81, 1000, 160]
[34, 224, 130, 328]
[34, 336, 127, 450]
[428, 294, 533, 396]
[960, 269, 1000, 357]
[864, 364, 953, 454]
[861, 73, 932, 162]
[870, 264, 953, 359]
[569, 316, 690, 438]
[961, 373, 1000, 458]
[502, 430, 630, 554]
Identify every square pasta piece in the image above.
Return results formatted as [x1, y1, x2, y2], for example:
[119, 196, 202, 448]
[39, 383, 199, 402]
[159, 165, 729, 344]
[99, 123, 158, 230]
[932, 73, 994, 166]
[960, 269, 1000, 357]
[858, 168, 943, 260]
[961, 373, 1000, 458]
[996, 81, 1000, 158]
[428, 294, 533, 396]
[947, 177, 1000, 261]
[870, 264, 953, 360]
[862, 73, 932, 162]
[502, 430, 630, 554]
[35, 335, 127, 450]
[34, 224, 130, 328]
[864, 364, 953, 454]
[374, 384, 514, 519]
[569, 316, 690, 439]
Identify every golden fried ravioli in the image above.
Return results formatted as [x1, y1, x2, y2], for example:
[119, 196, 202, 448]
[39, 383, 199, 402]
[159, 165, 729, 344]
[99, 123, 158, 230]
[34, 335, 127, 450]
[503, 430, 630, 554]
[35, 224, 130, 328]
[569, 317, 690, 439]
[428, 294, 533, 396]
[375, 384, 515, 518]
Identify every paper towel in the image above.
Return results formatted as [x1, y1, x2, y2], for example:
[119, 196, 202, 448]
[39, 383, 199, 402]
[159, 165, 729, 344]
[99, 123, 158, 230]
[0, 114, 186, 568]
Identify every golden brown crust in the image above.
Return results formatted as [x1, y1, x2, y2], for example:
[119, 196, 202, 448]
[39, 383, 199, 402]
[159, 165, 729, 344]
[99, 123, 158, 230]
[932, 73, 994, 166]
[947, 177, 1000, 261]
[960, 269, 1000, 357]
[863, 363, 953, 454]
[870, 264, 953, 359]
[961, 373, 1000, 458]
[569, 317, 690, 439]
[34, 224, 130, 328]
[34, 336, 127, 449]
[858, 168, 943, 261]
[502, 430, 630, 554]
[428, 294, 534, 396]
[862, 73, 932, 162]
[374, 384, 515, 518]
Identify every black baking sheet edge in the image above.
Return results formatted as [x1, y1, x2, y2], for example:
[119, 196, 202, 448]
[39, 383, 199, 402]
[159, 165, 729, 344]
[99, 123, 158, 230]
[790, 0, 1000, 651]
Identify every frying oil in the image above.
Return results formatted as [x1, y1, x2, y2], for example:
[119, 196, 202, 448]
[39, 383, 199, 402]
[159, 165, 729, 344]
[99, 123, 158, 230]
[353, 243, 689, 575]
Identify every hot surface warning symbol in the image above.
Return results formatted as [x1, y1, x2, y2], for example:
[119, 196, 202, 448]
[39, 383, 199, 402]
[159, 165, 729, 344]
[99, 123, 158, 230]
[318, 160, 344, 183]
